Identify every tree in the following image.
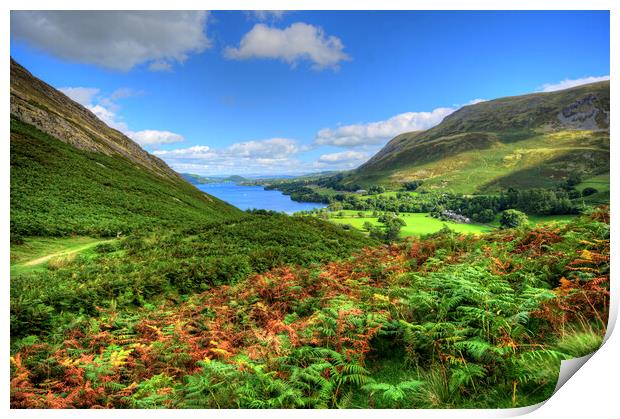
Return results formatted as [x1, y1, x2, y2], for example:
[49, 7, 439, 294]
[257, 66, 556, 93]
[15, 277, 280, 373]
[403, 180, 423, 191]
[368, 225, 385, 240]
[474, 209, 496, 223]
[565, 172, 583, 188]
[376, 213, 406, 241]
[499, 209, 529, 229]
[331, 202, 343, 211]
[384, 223, 403, 241]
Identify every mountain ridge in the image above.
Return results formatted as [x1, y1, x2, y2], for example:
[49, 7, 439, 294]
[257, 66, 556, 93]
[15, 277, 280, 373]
[10, 58, 179, 181]
[348, 81, 610, 192]
[10, 59, 240, 238]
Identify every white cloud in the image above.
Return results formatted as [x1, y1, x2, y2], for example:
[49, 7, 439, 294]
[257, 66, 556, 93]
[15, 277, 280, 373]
[466, 98, 487, 105]
[315, 107, 455, 148]
[155, 138, 299, 160]
[153, 138, 307, 174]
[318, 151, 368, 163]
[539, 75, 610, 92]
[59, 84, 184, 146]
[154, 145, 212, 157]
[87, 104, 128, 132]
[153, 137, 375, 175]
[228, 138, 299, 158]
[11, 11, 210, 71]
[129, 130, 184, 146]
[250, 11, 287, 21]
[148, 60, 173, 72]
[58, 87, 100, 106]
[224, 22, 350, 70]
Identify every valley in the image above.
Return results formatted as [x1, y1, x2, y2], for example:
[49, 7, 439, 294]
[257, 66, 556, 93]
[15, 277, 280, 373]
[9, 58, 609, 409]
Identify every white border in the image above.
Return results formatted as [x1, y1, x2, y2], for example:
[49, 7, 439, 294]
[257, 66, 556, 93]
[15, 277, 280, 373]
[2, 1, 616, 418]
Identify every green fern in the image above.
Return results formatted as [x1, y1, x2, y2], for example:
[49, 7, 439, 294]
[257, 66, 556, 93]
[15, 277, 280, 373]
[362, 380, 425, 408]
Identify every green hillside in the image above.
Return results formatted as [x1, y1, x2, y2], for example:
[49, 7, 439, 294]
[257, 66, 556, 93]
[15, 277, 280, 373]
[10, 119, 239, 238]
[10, 58, 244, 239]
[10, 59, 375, 339]
[343, 81, 609, 193]
[10, 59, 179, 180]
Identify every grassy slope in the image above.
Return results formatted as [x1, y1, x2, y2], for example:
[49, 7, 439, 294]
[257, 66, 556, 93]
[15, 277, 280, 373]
[10, 236, 110, 276]
[10, 120, 376, 325]
[11, 212, 375, 338]
[393, 130, 607, 194]
[10, 236, 102, 265]
[344, 82, 610, 194]
[10, 119, 240, 237]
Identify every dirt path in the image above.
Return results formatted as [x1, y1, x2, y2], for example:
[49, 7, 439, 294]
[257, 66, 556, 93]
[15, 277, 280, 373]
[21, 240, 112, 267]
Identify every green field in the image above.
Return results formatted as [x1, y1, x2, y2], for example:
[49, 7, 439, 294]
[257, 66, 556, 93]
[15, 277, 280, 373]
[325, 210, 579, 237]
[575, 174, 610, 205]
[486, 213, 578, 228]
[575, 173, 610, 192]
[326, 210, 492, 236]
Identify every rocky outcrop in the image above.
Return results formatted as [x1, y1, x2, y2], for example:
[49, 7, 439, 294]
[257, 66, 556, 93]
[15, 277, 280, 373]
[557, 93, 609, 130]
[10, 58, 180, 181]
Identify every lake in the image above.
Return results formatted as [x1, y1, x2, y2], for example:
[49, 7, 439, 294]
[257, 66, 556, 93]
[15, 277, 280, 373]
[195, 183, 327, 214]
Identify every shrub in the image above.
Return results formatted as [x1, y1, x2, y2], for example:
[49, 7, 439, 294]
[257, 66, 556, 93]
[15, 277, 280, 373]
[473, 209, 495, 223]
[95, 242, 117, 254]
[10, 232, 24, 245]
[403, 180, 423, 191]
[499, 209, 529, 229]
[565, 172, 583, 188]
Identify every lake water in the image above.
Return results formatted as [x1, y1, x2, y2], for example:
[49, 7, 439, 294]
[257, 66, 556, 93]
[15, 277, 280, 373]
[196, 183, 327, 214]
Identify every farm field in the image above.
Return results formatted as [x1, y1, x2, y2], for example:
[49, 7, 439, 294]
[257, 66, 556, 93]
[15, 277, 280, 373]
[324, 210, 579, 237]
[575, 174, 610, 205]
[324, 211, 492, 236]
[575, 174, 610, 194]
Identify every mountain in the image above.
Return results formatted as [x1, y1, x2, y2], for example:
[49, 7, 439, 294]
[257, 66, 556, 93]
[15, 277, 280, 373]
[11, 59, 179, 181]
[345, 81, 610, 193]
[182, 173, 247, 184]
[10, 59, 239, 238]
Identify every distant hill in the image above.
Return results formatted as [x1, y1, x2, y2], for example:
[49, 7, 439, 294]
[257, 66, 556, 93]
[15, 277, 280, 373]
[10, 59, 239, 238]
[344, 81, 609, 194]
[182, 173, 247, 184]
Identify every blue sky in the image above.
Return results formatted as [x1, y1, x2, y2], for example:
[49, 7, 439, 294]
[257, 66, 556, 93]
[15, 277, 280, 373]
[10, 10, 610, 175]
